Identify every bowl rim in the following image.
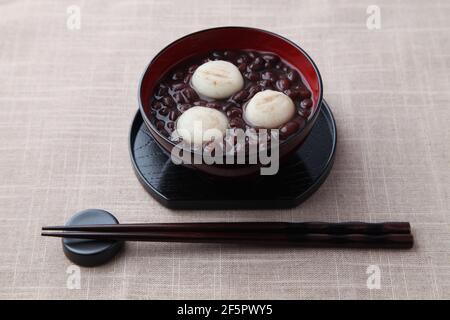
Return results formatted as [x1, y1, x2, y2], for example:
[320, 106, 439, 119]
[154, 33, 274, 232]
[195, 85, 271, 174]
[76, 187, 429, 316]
[138, 26, 324, 155]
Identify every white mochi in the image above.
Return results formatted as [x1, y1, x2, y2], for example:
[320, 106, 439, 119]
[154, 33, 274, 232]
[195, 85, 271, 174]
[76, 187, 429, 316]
[244, 90, 296, 129]
[175, 106, 229, 146]
[191, 60, 244, 99]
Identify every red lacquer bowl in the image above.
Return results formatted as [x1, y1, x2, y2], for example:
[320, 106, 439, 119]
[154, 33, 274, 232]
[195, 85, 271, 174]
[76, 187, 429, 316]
[138, 26, 323, 178]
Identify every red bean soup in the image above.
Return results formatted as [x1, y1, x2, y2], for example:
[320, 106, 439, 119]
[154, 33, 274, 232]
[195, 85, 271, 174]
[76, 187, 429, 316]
[148, 50, 313, 148]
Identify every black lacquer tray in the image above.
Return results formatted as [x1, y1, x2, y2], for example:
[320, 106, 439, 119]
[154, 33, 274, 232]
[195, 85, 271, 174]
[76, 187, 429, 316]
[129, 100, 337, 209]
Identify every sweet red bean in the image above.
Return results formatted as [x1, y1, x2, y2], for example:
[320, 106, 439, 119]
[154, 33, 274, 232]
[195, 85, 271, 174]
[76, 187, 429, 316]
[206, 102, 221, 110]
[159, 106, 170, 116]
[254, 57, 264, 64]
[300, 98, 313, 109]
[238, 63, 247, 72]
[223, 50, 237, 59]
[236, 55, 249, 64]
[211, 51, 223, 59]
[284, 89, 299, 100]
[183, 74, 192, 84]
[162, 96, 176, 108]
[152, 101, 163, 110]
[298, 87, 311, 99]
[245, 71, 260, 81]
[156, 85, 168, 97]
[258, 80, 273, 89]
[276, 78, 291, 91]
[262, 54, 280, 66]
[279, 121, 300, 139]
[182, 87, 198, 102]
[248, 85, 262, 98]
[232, 89, 249, 102]
[261, 71, 276, 81]
[287, 70, 299, 82]
[226, 107, 243, 118]
[178, 104, 191, 113]
[173, 92, 186, 104]
[222, 102, 238, 112]
[169, 110, 180, 121]
[298, 108, 311, 118]
[172, 71, 184, 81]
[172, 82, 187, 91]
[188, 65, 198, 73]
[156, 120, 165, 130]
[193, 100, 207, 106]
[229, 117, 246, 129]
[166, 121, 175, 132]
[249, 59, 264, 71]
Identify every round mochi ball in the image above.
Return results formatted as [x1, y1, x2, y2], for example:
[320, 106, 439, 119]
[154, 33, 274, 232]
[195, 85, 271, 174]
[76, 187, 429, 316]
[191, 60, 244, 99]
[175, 106, 229, 146]
[244, 90, 296, 129]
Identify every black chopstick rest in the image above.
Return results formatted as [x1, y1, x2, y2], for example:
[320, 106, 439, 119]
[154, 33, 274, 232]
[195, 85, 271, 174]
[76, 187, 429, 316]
[61, 209, 123, 267]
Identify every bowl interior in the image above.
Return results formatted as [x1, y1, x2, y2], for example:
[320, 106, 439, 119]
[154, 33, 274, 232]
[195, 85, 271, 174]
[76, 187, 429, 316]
[139, 27, 322, 143]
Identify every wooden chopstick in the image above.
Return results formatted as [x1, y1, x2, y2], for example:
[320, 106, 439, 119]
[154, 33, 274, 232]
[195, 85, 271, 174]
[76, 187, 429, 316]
[42, 221, 411, 235]
[41, 230, 414, 249]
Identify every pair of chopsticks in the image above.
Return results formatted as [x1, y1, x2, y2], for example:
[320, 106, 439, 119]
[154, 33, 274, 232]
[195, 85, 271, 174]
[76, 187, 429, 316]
[41, 221, 413, 249]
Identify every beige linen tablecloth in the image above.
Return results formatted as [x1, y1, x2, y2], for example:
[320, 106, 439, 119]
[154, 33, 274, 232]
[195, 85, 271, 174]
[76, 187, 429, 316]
[1, 0, 449, 300]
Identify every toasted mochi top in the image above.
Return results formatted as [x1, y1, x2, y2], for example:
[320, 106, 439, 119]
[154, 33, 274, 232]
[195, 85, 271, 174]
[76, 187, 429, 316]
[191, 60, 244, 99]
[175, 106, 229, 146]
[244, 90, 295, 128]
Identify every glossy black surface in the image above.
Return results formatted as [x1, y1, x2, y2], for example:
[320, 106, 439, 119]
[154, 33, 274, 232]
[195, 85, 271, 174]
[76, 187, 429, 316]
[62, 209, 123, 267]
[129, 100, 337, 209]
